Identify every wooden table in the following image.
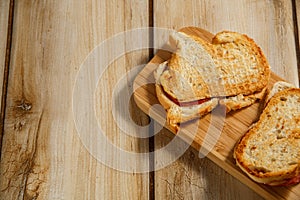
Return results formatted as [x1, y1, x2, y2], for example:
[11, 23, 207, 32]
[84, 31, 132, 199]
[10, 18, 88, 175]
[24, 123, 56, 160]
[0, 1, 299, 199]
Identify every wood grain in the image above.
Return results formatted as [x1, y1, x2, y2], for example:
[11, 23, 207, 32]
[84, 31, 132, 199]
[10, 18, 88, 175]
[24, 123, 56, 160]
[154, 133, 264, 200]
[152, 1, 299, 197]
[0, 0, 10, 147]
[295, 0, 300, 86]
[0, 1, 150, 199]
[297, 0, 300, 41]
[0, 0, 10, 106]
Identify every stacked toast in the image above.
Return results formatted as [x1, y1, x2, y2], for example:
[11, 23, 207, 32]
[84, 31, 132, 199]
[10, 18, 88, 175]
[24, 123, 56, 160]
[155, 30, 270, 129]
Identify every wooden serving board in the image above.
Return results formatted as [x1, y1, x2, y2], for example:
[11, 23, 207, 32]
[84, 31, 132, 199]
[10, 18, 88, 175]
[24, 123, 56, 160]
[133, 27, 300, 200]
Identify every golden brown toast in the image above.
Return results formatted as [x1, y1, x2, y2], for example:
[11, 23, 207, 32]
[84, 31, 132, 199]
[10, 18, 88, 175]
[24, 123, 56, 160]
[234, 85, 300, 186]
[154, 30, 270, 129]
[157, 31, 270, 102]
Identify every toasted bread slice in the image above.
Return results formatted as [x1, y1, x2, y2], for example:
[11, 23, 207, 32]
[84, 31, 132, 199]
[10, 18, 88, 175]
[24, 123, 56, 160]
[155, 63, 218, 128]
[155, 62, 266, 129]
[219, 88, 267, 113]
[158, 31, 270, 102]
[234, 86, 300, 186]
[265, 81, 295, 104]
[155, 30, 270, 129]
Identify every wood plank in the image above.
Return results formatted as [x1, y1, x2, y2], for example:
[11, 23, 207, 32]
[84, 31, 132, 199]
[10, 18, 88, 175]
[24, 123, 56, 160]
[0, 1, 150, 199]
[154, 133, 264, 200]
[0, 0, 10, 108]
[152, 1, 299, 199]
[295, 0, 300, 86]
[0, 0, 11, 146]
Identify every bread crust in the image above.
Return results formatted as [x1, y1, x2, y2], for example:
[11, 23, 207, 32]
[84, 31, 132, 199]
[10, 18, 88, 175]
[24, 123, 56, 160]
[234, 88, 300, 186]
[154, 30, 270, 130]
[156, 83, 219, 129]
[158, 31, 270, 102]
[219, 88, 266, 113]
[265, 81, 295, 104]
[156, 76, 266, 130]
[154, 59, 266, 130]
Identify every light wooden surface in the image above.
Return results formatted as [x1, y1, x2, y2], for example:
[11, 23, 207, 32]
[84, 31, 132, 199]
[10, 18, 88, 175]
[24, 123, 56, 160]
[0, 0, 299, 200]
[155, 134, 263, 200]
[0, 1, 149, 199]
[0, 0, 10, 142]
[296, 0, 300, 82]
[0, 0, 10, 100]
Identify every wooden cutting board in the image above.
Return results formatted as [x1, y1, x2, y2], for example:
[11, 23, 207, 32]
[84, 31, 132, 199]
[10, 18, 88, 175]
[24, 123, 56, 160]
[133, 27, 300, 200]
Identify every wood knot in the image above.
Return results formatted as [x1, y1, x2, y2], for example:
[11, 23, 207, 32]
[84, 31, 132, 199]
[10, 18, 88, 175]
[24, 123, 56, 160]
[17, 99, 32, 111]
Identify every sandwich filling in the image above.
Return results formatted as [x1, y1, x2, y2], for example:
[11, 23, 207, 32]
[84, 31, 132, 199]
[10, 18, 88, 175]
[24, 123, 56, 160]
[161, 87, 211, 107]
[283, 174, 300, 186]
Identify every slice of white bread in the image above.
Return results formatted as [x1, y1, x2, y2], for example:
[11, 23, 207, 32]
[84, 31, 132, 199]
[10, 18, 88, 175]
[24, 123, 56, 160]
[157, 31, 270, 102]
[234, 83, 300, 186]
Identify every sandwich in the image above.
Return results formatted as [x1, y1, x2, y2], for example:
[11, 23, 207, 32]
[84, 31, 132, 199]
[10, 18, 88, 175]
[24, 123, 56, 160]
[154, 30, 270, 130]
[234, 81, 300, 186]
